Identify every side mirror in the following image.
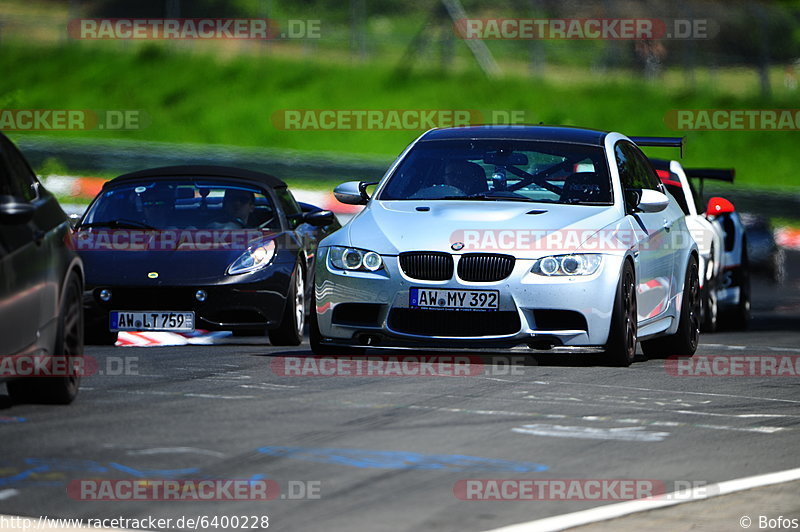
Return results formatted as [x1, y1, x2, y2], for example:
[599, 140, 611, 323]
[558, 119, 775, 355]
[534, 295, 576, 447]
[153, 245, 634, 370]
[706, 196, 735, 216]
[0, 195, 35, 225]
[635, 189, 670, 213]
[334, 181, 374, 205]
[303, 210, 336, 227]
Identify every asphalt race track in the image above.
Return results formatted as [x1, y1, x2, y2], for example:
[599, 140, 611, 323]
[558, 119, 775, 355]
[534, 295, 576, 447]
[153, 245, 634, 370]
[1, 253, 798, 532]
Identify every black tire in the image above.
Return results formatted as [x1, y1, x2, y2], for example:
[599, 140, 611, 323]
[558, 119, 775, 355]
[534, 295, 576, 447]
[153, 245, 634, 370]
[268, 264, 305, 346]
[729, 253, 752, 330]
[641, 256, 700, 359]
[601, 260, 637, 367]
[771, 247, 786, 285]
[8, 273, 83, 405]
[700, 284, 718, 333]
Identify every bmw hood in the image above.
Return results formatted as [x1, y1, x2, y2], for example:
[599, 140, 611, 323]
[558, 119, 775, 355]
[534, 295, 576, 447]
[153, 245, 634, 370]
[342, 200, 622, 258]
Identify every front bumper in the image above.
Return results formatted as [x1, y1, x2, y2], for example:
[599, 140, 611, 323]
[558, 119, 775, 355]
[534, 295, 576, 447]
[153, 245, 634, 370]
[315, 250, 624, 348]
[84, 283, 288, 332]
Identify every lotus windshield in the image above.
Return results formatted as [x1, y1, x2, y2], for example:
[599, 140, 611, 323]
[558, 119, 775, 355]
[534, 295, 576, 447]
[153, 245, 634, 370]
[379, 139, 613, 205]
[80, 180, 279, 230]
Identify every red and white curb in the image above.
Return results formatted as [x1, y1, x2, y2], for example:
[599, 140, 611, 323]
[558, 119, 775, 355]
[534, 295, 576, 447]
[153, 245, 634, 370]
[116, 330, 233, 347]
[776, 227, 800, 251]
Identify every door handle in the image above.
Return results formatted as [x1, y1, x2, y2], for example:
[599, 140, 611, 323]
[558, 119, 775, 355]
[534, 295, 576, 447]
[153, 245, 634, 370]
[663, 219, 672, 232]
[33, 229, 45, 245]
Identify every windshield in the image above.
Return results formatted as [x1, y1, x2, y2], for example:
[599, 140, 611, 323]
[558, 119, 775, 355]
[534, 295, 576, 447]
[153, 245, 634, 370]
[81, 179, 278, 230]
[379, 139, 613, 205]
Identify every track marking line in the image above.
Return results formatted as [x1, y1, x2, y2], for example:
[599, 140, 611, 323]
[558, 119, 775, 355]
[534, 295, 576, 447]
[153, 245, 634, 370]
[483, 466, 800, 532]
[399, 405, 786, 434]
[0, 489, 19, 500]
[511, 424, 670, 442]
[126, 447, 226, 458]
[529, 380, 800, 404]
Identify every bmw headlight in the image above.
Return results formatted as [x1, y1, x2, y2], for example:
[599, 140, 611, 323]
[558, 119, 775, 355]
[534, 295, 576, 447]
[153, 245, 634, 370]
[329, 246, 383, 272]
[227, 240, 276, 275]
[531, 254, 602, 276]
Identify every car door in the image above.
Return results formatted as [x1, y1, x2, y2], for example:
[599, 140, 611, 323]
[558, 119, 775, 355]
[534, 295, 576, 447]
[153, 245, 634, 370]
[0, 136, 47, 356]
[615, 141, 674, 321]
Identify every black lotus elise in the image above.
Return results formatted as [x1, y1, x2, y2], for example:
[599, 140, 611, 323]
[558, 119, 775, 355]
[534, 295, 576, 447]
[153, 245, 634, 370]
[75, 165, 340, 345]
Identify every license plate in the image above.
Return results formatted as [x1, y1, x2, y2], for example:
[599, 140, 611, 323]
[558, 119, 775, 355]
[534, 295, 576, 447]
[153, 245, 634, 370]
[110, 311, 195, 332]
[409, 288, 499, 311]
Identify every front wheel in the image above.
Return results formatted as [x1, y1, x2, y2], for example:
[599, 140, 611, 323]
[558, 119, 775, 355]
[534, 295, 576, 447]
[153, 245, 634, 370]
[601, 261, 637, 367]
[700, 284, 718, 333]
[642, 257, 700, 359]
[268, 264, 305, 346]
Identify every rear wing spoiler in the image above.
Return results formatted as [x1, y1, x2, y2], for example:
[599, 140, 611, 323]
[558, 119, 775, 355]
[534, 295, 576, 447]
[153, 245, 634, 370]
[683, 168, 735, 183]
[629, 136, 685, 158]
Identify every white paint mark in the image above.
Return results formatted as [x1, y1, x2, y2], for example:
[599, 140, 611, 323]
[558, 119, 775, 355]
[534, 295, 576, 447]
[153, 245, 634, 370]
[0, 489, 19, 500]
[126, 447, 226, 458]
[511, 424, 670, 442]
[240, 383, 298, 390]
[184, 393, 255, 400]
[483, 466, 800, 532]
[670, 410, 797, 419]
[540, 380, 800, 404]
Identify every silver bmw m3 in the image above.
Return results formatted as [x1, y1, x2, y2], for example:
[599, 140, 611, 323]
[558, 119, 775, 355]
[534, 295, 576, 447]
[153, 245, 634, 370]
[311, 126, 700, 366]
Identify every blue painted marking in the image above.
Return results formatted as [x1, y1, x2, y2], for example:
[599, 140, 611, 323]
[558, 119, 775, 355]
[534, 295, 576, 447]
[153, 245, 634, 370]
[109, 463, 199, 478]
[0, 465, 50, 487]
[24, 458, 107, 473]
[0, 417, 26, 423]
[257, 446, 548, 472]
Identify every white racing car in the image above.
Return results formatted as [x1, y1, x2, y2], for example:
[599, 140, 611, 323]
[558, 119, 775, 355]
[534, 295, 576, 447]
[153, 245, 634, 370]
[311, 126, 700, 366]
[651, 160, 750, 331]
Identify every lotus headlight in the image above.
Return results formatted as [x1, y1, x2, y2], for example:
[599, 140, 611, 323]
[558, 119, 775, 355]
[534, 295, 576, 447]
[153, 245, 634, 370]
[532, 254, 602, 276]
[227, 240, 276, 275]
[329, 246, 383, 272]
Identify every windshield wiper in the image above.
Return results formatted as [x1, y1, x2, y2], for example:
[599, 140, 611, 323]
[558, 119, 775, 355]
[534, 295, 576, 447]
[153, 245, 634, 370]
[78, 219, 157, 230]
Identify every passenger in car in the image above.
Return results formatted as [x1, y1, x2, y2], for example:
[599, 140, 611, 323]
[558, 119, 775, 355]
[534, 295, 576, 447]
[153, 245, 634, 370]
[209, 189, 255, 228]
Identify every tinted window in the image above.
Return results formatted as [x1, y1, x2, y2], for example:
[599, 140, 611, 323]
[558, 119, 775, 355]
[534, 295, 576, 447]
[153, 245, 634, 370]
[664, 184, 690, 215]
[380, 140, 612, 205]
[81, 180, 278, 230]
[275, 188, 303, 228]
[616, 142, 660, 191]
